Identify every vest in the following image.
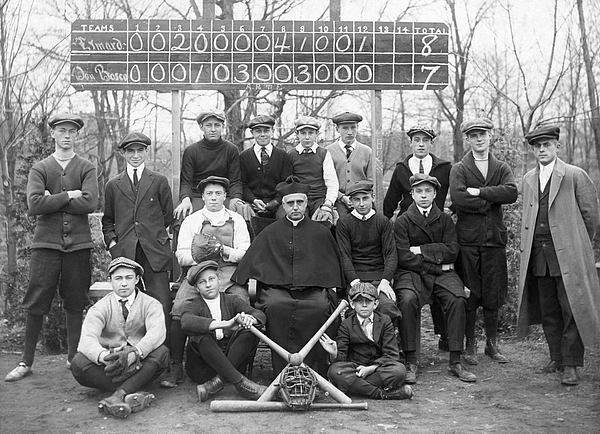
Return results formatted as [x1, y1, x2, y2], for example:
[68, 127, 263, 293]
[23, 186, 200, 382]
[531, 177, 561, 277]
[289, 147, 327, 200]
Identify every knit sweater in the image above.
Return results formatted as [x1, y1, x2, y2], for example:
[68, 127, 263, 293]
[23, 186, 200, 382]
[78, 291, 166, 364]
[27, 154, 98, 251]
[179, 138, 242, 201]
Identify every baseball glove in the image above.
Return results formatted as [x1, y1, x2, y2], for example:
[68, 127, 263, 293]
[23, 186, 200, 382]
[191, 232, 223, 263]
[104, 346, 142, 383]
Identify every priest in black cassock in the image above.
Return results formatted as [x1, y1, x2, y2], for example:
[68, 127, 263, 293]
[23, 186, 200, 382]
[232, 176, 344, 375]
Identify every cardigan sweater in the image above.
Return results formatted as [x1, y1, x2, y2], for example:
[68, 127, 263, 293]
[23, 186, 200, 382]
[78, 291, 166, 364]
[179, 138, 242, 201]
[27, 154, 98, 252]
[326, 140, 372, 197]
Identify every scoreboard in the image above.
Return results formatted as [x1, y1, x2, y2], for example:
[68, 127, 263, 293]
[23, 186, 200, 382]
[70, 19, 448, 91]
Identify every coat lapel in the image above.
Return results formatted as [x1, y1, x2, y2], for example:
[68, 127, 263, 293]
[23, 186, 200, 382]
[526, 165, 540, 204]
[548, 159, 565, 208]
[372, 314, 383, 342]
[407, 203, 434, 241]
[115, 172, 136, 204]
[135, 169, 154, 208]
[462, 152, 486, 184]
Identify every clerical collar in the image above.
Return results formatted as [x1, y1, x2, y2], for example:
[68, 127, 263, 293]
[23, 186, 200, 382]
[127, 164, 145, 181]
[286, 216, 305, 226]
[351, 209, 375, 221]
[472, 152, 489, 161]
[416, 204, 433, 216]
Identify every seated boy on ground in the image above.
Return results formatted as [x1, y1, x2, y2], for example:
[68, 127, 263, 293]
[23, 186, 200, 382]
[319, 282, 413, 400]
[71, 257, 169, 419]
[179, 260, 267, 401]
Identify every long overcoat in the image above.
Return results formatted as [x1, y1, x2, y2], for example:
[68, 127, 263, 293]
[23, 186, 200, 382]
[516, 158, 600, 347]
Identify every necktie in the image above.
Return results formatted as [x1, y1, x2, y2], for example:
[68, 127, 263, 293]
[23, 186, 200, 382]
[362, 317, 372, 340]
[362, 215, 367, 221]
[345, 145, 352, 160]
[133, 169, 139, 187]
[302, 148, 311, 154]
[260, 147, 269, 167]
[119, 299, 129, 321]
[423, 210, 428, 219]
[419, 159, 424, 174]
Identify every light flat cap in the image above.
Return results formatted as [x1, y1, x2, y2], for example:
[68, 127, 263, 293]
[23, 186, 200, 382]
[48, 113, 84, 130]
[407, 125, 437, 139]
[248, 115, 276, 130]
[346, 180, 373, 197]
[295, 116, 320, 131]
[461, 117, 494, 134]
[187, 260, 220, 286]
[108, 257, 144, 276]
[198, 175, 230, 193]
[348, 282, 377, 301]
[196, 111, 226, 125]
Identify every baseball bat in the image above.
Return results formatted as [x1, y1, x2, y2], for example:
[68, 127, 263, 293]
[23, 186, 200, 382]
[298, 299, 348, 360]
[256, 373, 281, 402]
[210, 401, 368, 412]
[311, 368, 352, 404]
[248, 325, 292, 362]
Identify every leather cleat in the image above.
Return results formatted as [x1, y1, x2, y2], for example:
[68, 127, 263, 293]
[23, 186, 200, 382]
[561, 366, 580, 386]
[234, 375, 267, 400]
[540, 360, 562, 373]
[448, 362, 477, 382]
[5, 363, 32, 382]
[98, 396, 132, 419]
[124, 391, 155, 413]
[159, 362, 183, 388]
[463, 338, 478, 365]
[438, 334, 450, 352]
[485, 342, 509, 363]
[382, 384, 414, 400]
[197, 375, 225, 402]
[405, 363, 418, 384]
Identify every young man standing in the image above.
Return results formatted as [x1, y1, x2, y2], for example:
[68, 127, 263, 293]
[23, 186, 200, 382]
[450, 118, 518, 366]
[517, 125, 600, 385]
[102, 132, 173, 332]
[6, 113, 98, 382]
[326, 112, 372, 218]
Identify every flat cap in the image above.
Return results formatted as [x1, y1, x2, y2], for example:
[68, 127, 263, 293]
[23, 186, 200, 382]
[407, 125, 437, 139]
[276, 175, 311, 198]
[118, 132, 151, 150]
[349, 282, 377, 301]
[187, 260, 219, 286]
[196, 110, 226, 125]
[346, 180, 373, 197]
[294, 116, 320, 131]
[108, 257, 144, 276]
[332, 112, 363, 125]
[248, 115, 276, 130]
[461, 117, 494, 134]
[198, 175, 230, 193]
[525, 125, 560, 144]
[410, 173, 441, 190]
[48, 113, 84, 130]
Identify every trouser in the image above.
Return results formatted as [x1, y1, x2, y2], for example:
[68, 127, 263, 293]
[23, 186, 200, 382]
[537, 275, 585, 366]
[185, 329, 259, 384]
[71, 346, 169, 393]
[328, 361, 406, 398]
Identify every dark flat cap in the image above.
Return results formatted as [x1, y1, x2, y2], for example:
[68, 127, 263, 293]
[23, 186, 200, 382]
[295, 116, 320, 130]
[348, 282, 377, 301]
[198, 175, 230, 193]
[525, 125, 560, 144]
[187, 260, 219, 286]
[332, 112, 363, 125]
[48, 113, 84, 130]
[248, 115, 276, 130]
[407, 125, 437, 139]
[108, 257, 144, 276]
[276, 175, 311, 198]
[346, 180, 373, 197]
[118, 132, 151, 150]
[461, 117, 494, 134]
[410, 173, 441, 190]
[196, 111, 226, 124]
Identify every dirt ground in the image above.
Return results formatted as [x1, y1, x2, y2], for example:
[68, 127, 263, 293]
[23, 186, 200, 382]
[1, 317, 599, 434]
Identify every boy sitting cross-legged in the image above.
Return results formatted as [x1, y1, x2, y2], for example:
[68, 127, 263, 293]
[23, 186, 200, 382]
[319, 282, 413, 400]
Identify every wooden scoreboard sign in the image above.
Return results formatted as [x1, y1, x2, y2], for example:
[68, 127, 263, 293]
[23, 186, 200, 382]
[70, 20, 448, 91]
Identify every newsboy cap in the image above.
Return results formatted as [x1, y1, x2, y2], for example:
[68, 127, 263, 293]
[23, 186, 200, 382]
[276, 175, 311, 198]
[294, 116, 320, 131]
[525, 125, 560, 144]
[407, 125, 437, 139]
[108, 257, 145, 276]
[118, 132, 151, 150]
[332, 112, 363, 125]
[198, 175, 230, 193]
[348, 282, 378, 301]
[346, 180, 373, 197]
[196, 110, 226, 125]
[410, 173, 441, 190]
[187, 260, 220, 286]
[461, 117, 494, 134]
[48, 113, 84, 130]
[248, 115, 276, 130]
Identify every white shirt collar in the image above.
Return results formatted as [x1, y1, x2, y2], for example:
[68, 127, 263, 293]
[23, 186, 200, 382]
[416, 204, 433, 216]
[338, 140, 355, 151]
[472, 152, 489, 161]
[408, 154, 433, 175]
[127, 164, 145, 181]
[114, 290, 136, 307]
[351, 209, 376, 221]
[253, 143, 273, 160]
[295, 143, 318, 153]
[539, 159, 556, 175]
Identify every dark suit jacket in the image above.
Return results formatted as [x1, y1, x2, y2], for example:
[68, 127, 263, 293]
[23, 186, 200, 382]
[102, 168, 173, 272]
[334, 311, 399, 367]
[240, 145, 292, 204]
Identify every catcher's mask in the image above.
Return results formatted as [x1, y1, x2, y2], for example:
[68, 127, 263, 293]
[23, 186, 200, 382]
[280, 365, 318, 411]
